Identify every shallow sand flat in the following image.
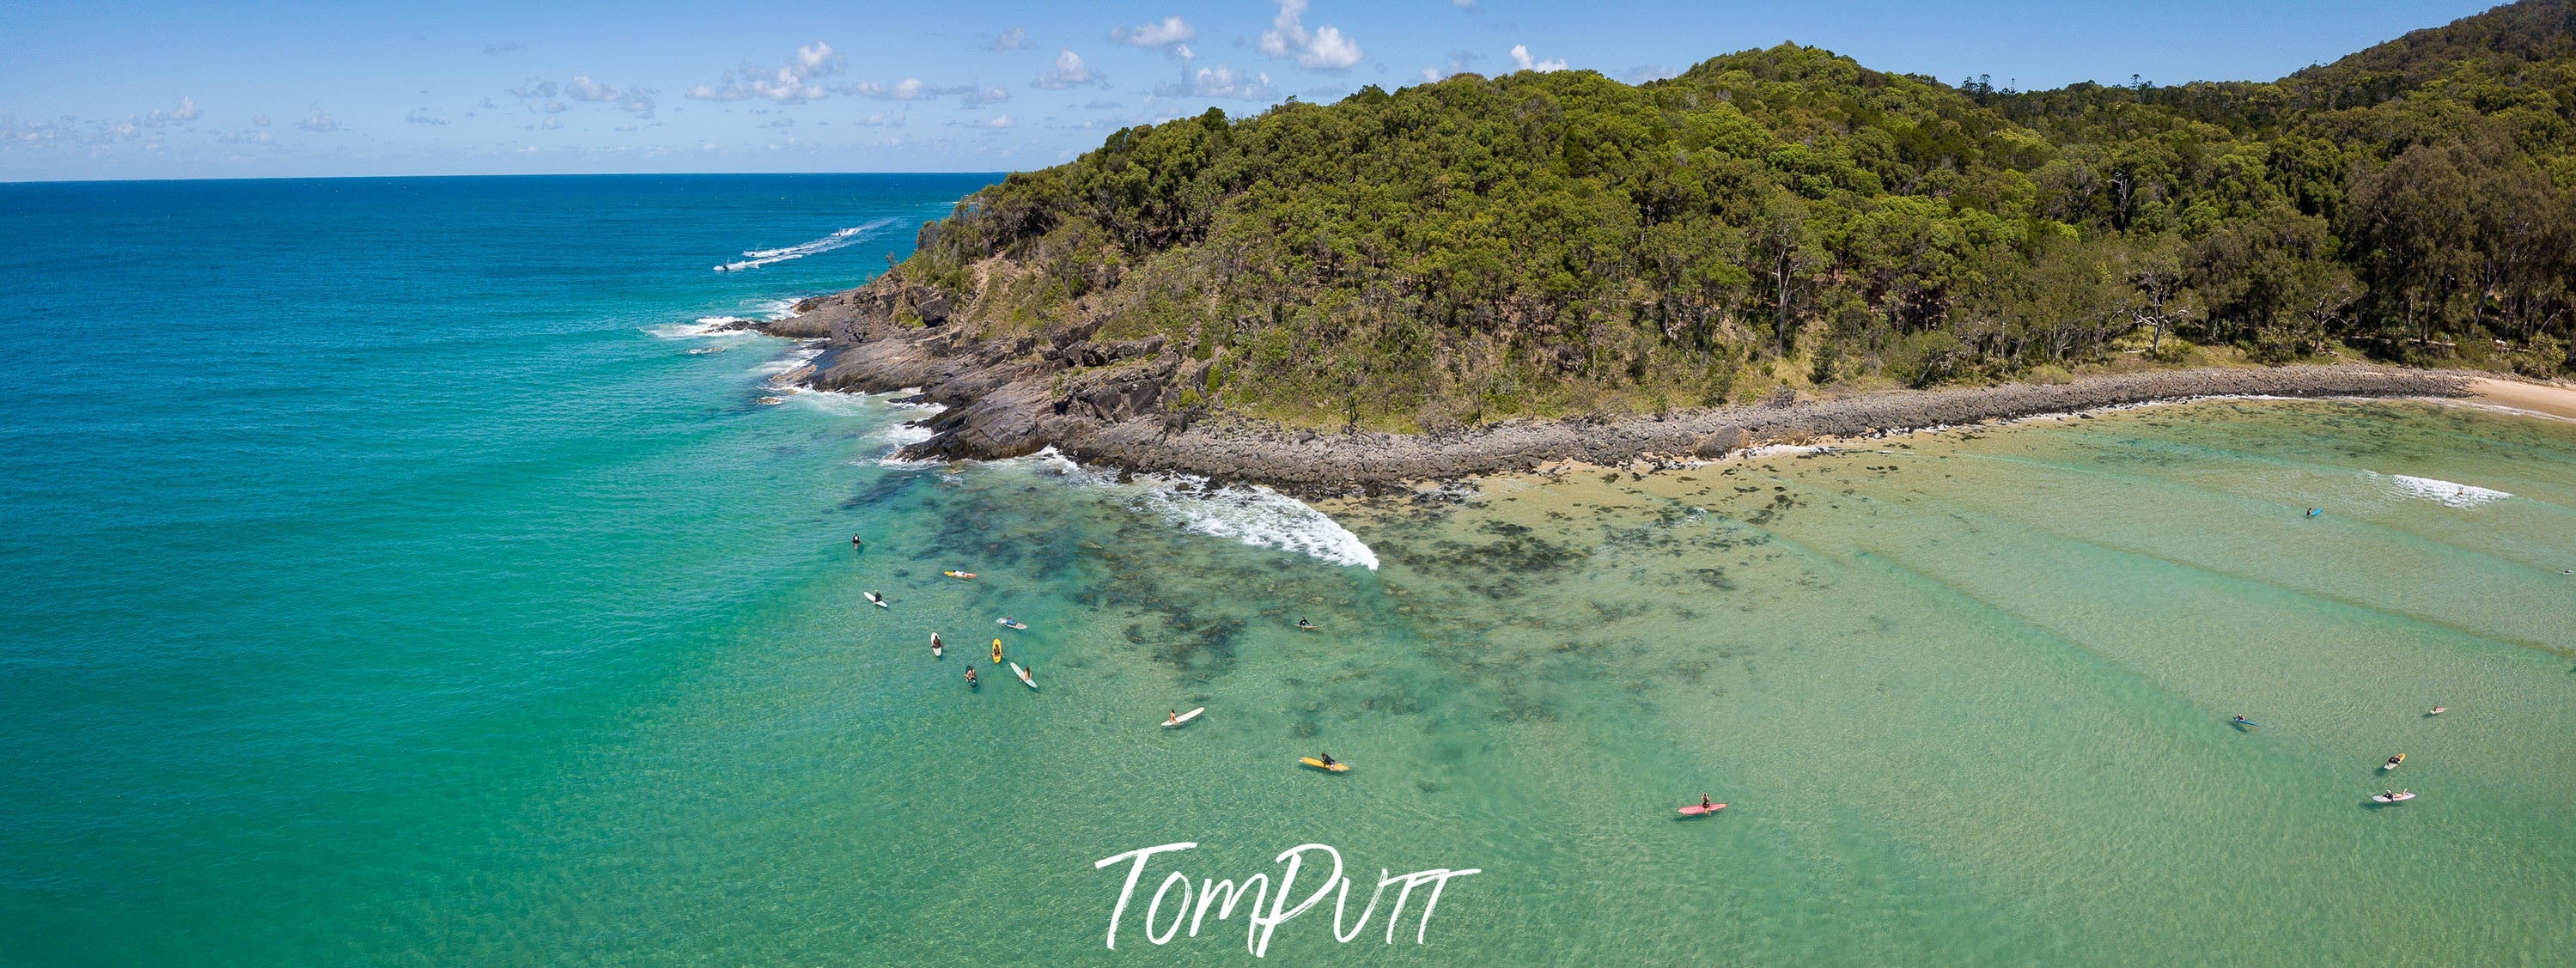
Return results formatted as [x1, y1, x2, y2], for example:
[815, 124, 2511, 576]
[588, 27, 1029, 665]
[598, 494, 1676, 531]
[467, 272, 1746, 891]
[2469, 377, 2576, 420]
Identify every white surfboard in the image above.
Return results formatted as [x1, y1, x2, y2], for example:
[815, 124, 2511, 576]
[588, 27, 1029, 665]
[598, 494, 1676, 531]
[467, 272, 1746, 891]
[1163, 707, 1205, 728]
[1011, 661, 1036, 690]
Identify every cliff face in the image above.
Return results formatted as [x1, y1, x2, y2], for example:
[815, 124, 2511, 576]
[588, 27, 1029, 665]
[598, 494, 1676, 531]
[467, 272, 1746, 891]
[767, 268, 1203, 464]
[763, 273, 2470, 491]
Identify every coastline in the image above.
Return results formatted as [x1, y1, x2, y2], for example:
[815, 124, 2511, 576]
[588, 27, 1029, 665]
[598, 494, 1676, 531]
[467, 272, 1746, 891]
[755, 289, 2497, 492]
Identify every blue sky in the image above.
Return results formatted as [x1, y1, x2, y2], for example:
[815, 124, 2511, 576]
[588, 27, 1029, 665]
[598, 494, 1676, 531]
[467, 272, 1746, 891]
[0, 0, 2501, 181]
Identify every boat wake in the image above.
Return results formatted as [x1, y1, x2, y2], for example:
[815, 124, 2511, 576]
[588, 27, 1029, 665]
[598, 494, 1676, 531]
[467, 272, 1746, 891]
[715, 217, 898, 271]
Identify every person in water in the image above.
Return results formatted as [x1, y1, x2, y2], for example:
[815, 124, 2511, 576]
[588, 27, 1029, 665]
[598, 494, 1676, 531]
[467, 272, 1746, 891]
[852, 534, 864, 550]
[964, 667, 977, 685]
[2232, 715, 2251, 725]
[1297, 618, 1316, 630]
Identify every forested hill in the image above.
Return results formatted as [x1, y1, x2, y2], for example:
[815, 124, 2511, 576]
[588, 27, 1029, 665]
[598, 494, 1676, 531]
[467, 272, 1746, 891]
[890, 0, 2576, 430]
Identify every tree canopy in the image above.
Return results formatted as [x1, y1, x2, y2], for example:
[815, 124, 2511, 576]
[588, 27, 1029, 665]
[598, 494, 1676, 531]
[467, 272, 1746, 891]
[902, 0, 2576, 429]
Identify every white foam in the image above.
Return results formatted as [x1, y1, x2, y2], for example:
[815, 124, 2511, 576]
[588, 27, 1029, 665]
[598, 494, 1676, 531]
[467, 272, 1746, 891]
[751, 344, 825, 380]
[1038, 461, 1378, 569]
[714, 217, 898, 272]
[644, 317, 760, 339]
[2373, 472, 2512, 508]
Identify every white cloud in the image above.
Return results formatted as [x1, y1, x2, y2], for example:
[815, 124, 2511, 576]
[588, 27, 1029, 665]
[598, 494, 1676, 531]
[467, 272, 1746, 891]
[760, 117, 794, 128]
[687, 41, 845, 103]
[987, 27, 1030, 51]
[1509, 45, 1568, 73]
[482, 42, 524, 55]
[296, 107, 339, 132]
[405, 109, 448, 125]
[1260, 0, 1362, 70]
[847, 78, 970, 101]
[542, 100, 569, 113]
[1421, 50, 1477, 82]
[959, 83, 1012, 107]
[506, 80, 558, 101]
[151, 97, 199, 124]
[851, 112, 902, 127]
[977, 114, 1015, 128]
[1620, 64, 1679, 84]
[253, 113, 271, 126]
[1112, 16, 1196, 47]
[1082, 99, 1123, 110]
[1032, 49, 1103, 89]
[542, 116, 563, 130]
[565, 76, 619, 101]
[1152, 64, 1276, 100]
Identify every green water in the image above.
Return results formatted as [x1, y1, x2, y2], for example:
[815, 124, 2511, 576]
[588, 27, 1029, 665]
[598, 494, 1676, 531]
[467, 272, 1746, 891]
[239, 399, 2576, 965]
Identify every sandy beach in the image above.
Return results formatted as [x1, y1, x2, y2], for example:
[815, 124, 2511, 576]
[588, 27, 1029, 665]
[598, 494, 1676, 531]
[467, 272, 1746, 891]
[2469, 377, 2576, 421]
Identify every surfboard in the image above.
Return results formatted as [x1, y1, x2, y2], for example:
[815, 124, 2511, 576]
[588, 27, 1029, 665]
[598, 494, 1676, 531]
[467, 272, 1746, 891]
[996, 618, 1026, 630]
[1300, 757, 1349, 772]
[866, 592, 887, 609]
[2372, 791, 2415, 803]
[2383, 753, 2405, 770]
[1163, 707, 1205, 728]
[1678, 803, 1727, 815]
[930, 632, 942, 658]
[1012, 661, 1036, 690]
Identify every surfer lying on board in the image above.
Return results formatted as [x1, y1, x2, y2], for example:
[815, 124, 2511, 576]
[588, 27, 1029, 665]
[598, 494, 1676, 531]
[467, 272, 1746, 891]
[2231, 715, 2254, 727]
[1296, 618, 1317, 630]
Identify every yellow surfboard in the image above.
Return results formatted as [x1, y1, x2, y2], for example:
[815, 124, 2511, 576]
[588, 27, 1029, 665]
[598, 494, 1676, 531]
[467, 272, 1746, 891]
[1300, 758, 1349, 773]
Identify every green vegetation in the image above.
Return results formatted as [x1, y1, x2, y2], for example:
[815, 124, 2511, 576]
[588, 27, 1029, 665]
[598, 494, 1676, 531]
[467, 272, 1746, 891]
[904, 0, 2576, 429]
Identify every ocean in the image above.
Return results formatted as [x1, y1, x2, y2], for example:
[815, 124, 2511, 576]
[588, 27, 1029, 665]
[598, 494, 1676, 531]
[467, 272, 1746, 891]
[3, 175, 2573, 965]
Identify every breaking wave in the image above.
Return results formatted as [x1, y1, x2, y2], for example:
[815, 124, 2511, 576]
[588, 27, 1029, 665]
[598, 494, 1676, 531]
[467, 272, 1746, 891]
[2372, 472, 2512, 508]
[1019, 452, 1378, 569]
[714, 217, 898, 271]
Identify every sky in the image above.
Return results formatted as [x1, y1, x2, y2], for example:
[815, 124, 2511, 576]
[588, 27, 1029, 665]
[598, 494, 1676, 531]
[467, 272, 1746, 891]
[0, 0, 2506, 181]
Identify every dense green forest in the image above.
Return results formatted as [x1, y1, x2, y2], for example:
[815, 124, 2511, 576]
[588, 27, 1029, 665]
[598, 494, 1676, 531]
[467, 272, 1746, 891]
[899, 0, 2576, 429]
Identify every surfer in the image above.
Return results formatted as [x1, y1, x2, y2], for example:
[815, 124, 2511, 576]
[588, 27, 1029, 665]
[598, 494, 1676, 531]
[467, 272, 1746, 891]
[2427, 706, 2448, 715]
[2306, 508, 2322, 517]
[1296, 618, 1317, 630]
[964, 667, 977, 685]
[1318, 752, 1338, 768]
[1166, 709, 1180, 726]
[2231, 715, 2253, 727]
[852, 534, 864, 551]
[1698, 794, 1714, 810]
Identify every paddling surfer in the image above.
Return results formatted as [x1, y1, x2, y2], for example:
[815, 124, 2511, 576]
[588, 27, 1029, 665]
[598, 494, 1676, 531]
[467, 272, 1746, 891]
[1318, 752, 1338, 767]
[1698, 794, 1714, 810]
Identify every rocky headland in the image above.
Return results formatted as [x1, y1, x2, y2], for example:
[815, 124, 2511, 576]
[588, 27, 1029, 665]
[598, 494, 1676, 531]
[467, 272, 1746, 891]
[752, 280, 2475, 493]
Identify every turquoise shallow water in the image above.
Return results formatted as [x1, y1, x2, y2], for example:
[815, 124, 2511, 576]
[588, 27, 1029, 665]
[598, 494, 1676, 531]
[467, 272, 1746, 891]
[4, 177, 2575, 965]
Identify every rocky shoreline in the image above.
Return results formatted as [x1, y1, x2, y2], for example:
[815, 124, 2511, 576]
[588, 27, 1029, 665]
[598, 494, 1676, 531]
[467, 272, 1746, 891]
[754, 286, 2474, 493]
